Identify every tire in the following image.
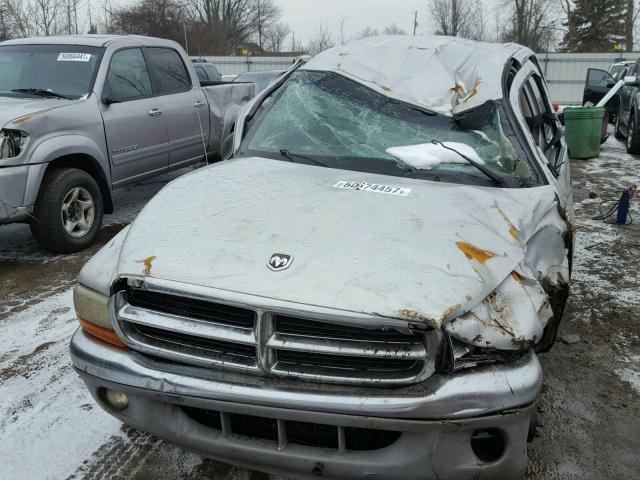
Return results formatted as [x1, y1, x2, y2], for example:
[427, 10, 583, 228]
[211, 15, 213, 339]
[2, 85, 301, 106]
[30, 168, 104, 253]
[614, 105, 625, 140]
[626, 111, 640, 154]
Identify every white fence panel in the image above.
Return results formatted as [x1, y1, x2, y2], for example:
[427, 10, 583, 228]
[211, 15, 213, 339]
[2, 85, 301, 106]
[538, 53, 640, 105]
[197, 56, 296, 76]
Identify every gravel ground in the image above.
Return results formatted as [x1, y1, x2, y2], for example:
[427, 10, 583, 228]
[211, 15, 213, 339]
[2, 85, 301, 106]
[1, 138, 639, 479]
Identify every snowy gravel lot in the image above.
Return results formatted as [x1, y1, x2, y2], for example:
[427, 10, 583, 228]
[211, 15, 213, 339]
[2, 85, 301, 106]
[1, 139, 639, 479]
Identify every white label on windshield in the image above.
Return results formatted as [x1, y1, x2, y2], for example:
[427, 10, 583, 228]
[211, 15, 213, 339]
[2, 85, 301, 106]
[334, 181, 411, 196]
[57, 52, 92, 62]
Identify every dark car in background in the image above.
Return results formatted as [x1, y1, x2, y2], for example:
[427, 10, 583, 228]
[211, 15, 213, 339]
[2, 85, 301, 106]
[233, 70, 284, 92]
[609, 60, 636, 80]
[584, 60, 640, 153]
[191, 59, 222, 84]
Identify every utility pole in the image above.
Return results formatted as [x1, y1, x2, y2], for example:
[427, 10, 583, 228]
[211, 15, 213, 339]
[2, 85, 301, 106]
[413, 11, 418, 36]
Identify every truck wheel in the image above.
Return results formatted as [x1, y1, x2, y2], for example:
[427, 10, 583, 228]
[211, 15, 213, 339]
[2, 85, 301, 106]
[30, 168, 104, 253]
[626, 112, 640, 154]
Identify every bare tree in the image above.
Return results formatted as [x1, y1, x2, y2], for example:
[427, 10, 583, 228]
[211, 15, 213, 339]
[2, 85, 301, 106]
[357, 26, 379, 39]
[252, 0, 280, 49]
[383, 23, 407, 35]
[263, 22, 290, 52]
[430, 0, 485, 40]
[498, 0, 557, 51]
[307, 23, 334, 55]
[33, 0, 62, 36]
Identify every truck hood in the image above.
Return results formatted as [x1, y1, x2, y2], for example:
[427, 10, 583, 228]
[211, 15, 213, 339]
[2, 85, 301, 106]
[114, 157, 565, 328]
[0, 96, 77, 128]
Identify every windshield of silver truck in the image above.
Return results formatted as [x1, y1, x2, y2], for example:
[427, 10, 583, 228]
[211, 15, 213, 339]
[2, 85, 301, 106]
[0, 44, 103, 100]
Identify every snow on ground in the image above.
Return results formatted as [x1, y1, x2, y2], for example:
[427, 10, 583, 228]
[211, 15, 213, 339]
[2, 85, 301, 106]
[0, 289, 124, 479]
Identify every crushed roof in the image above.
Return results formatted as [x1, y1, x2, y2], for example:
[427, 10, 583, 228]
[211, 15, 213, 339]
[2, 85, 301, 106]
[302, 35, 533, 116]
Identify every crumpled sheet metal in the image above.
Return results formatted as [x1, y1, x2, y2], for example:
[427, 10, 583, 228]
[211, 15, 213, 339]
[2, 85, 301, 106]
[202, 83, 256, 154]
[302, 35, 532, 116]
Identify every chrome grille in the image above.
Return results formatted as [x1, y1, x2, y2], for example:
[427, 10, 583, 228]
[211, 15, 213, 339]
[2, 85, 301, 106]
[113, 283, 437, 386]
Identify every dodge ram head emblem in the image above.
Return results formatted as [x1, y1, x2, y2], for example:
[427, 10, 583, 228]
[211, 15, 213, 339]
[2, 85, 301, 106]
[268, 253, 293, 271]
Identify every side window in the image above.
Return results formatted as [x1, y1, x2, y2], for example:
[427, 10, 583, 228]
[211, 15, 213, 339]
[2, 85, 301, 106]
[194, 65, 207, 82]
[146, 47, 191, 94]
[586, 68, 615, 88]
[522, 75, 563, 165]
[204, 64, 221, 81]
[632, 61, 640, 77]
[104, 48, 152, 101]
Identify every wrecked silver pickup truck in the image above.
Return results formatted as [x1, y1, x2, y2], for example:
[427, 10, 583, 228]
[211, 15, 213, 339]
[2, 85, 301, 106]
[0, 35, 254, 253]
[71, 35, 573, 479]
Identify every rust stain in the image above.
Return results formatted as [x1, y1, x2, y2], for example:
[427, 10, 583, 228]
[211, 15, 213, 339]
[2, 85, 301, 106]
[509, 225, 519, 240]
[461, 79, 481, 103]
[11, 109, 49, 125]
[380, 85, 392, 92]
[511, 271, 526, 283]
[442, 304, 462, 319]
[398, 309, 440, 329]
[465, 294, 473, 302]
[456, 241, 497, 264]
[140, 256, 157, 276]
[497, 208, 521, 243]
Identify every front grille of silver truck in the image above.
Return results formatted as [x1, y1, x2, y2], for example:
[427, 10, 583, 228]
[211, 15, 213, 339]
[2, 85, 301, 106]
[114, 284, 435, 386]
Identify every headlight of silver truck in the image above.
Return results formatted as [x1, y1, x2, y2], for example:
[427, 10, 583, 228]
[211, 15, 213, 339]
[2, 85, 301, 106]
[0, 129, 27, 159]
[73, 284, 126, 348]
[445, 335, 523, 372]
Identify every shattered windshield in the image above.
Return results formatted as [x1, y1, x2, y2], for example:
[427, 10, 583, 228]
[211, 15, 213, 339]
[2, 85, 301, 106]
[0, 44, 102, 99]
[240, 70, 537, 186]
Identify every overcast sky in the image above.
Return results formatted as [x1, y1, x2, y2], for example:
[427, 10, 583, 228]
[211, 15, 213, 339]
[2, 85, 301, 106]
[80, 0, 502, 46]
[280, 0, 432, 44]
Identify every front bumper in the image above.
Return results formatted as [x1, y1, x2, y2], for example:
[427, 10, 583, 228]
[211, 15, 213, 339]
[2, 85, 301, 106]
[0, 164, 38, 223]
[71, 329, 541, 480]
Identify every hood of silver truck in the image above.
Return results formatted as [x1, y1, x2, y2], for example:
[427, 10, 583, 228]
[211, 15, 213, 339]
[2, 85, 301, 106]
[112, 156, 566, 333]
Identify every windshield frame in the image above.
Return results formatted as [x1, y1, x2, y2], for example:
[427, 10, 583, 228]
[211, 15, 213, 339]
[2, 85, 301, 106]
[237, 70, 545, 189]
[0, 44, 105, 100]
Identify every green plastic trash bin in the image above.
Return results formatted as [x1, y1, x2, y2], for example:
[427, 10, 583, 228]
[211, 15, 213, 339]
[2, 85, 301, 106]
[563, 107, 605, 159]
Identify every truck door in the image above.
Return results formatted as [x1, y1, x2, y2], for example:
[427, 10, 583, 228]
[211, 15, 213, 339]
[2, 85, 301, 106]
[583, 68, 619, 115]
[100, 47, 169, 187]
[144, 47, 210, 169]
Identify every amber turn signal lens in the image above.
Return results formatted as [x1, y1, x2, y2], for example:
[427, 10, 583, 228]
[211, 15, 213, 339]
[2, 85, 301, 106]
[78, 317, 127, 348]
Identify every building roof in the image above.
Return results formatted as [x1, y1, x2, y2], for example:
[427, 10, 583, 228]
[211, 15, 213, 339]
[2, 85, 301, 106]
[302, 35, 534, 116]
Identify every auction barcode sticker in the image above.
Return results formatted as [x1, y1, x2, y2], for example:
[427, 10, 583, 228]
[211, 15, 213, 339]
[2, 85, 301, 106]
[57, 53, 92, 62]
[334, 181, 411, 196]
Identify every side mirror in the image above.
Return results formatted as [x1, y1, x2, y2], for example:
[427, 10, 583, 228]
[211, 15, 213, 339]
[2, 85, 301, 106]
[221, 133, 235, 160]
[624, 75, 640, 87]
[102, 96, 120, 105]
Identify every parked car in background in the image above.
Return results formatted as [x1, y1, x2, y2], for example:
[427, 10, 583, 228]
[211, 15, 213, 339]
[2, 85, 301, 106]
[191, 59, 222, 84]
[609, 60, 635, 80]
[233, 69, 285, 92]
[221, 74, 238, 82]
[0, 35, 254, 253]
[72, 35, 573, 480]
[584, 60, 640, 152]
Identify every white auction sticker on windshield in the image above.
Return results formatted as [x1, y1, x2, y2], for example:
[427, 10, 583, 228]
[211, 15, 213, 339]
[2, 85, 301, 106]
[334, 181, 411, 196]
[57, 52, 92, 62]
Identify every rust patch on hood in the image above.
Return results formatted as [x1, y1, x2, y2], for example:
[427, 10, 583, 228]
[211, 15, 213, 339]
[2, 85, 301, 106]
[442, 304, 462, 320]
[138, 256, 157, 276]
[398, 309, 440, 329]
[456, 242, 498, 264]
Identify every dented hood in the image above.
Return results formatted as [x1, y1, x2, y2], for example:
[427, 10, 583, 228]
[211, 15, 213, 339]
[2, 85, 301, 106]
[114, 157, 563, 327]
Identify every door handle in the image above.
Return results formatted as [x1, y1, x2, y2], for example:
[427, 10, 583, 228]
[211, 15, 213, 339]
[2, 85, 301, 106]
[194, 101, 206, 109]
[148, 108, 162, 117]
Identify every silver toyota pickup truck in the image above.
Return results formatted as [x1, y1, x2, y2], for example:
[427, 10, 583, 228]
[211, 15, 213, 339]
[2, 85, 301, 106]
[71, 36, 574, 479]
[0, 35, 253, 253]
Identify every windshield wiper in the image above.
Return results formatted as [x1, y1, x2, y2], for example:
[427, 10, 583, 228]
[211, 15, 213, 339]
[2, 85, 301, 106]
[431, 140, 505, 185]
[11, 88, 72, 100]
[279, 149, 331, 168]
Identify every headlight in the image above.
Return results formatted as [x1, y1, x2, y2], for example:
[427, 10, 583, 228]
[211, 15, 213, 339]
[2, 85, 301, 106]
[74, 284, 126, 348]
[0, 129, 27, 159]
